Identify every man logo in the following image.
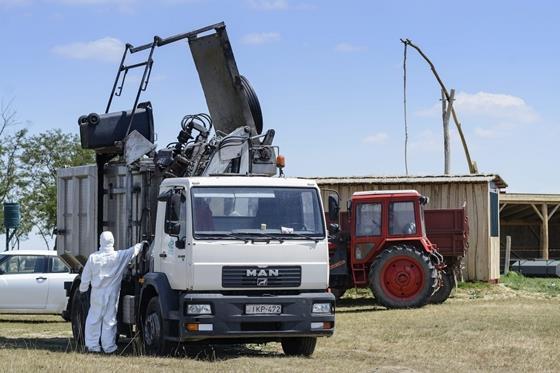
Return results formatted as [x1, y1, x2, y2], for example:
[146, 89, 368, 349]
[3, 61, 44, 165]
[246, 269, 279, 277]
[256, 278, 268, 286]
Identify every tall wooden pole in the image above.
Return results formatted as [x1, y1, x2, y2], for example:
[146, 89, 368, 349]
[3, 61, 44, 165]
[442, 89, 454, 174]
[400, 38, 478, 174]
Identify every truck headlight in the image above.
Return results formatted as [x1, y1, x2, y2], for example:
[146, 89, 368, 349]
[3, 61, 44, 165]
[186, 304, 212, 315]
[312, 303, 332, 313]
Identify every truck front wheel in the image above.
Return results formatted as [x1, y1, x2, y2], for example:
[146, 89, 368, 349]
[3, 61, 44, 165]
[281, 337, 317, 357]
[142, 297, 170, 356]
[369, 244, 436, 309]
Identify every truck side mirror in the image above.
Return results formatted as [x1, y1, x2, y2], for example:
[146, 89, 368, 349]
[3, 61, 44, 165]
[328, 195, 340, 222]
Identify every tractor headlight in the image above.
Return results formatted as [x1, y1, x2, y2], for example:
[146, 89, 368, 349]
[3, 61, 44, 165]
[186, 304, 212, 315]
[312, 303, 332, 313]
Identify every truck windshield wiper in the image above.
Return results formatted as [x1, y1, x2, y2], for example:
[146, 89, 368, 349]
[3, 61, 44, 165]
[195, 232, 251, 241]
[230, 230, 279, 242]
[271, 232, 323, 242]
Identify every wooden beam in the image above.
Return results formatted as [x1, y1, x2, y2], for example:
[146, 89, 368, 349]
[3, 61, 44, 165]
[531, 204, 545, 222]
[541, 204, 549, 260]
[548, 204, 560, 221]
[501, 205, 531, 220]
[500, 193, 560, 204]
[501, 220, 541, 226]
[499, 203, 508, 213]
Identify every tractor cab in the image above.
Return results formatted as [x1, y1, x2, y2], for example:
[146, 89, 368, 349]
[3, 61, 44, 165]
[349, 190, 430, 263]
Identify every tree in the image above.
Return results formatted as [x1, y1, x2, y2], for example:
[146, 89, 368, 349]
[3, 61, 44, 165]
[19, 129, 95, 248]
[0, 99, 28, 246]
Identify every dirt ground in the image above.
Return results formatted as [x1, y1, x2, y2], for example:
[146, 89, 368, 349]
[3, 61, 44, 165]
[1, 284, 559, 373]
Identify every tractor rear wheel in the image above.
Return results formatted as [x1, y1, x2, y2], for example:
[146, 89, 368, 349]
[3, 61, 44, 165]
[429, 270, 456, 304]
[369, 245, 437, 309]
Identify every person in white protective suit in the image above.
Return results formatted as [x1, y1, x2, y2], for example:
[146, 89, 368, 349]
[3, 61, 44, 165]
[79, 231, 144, 353]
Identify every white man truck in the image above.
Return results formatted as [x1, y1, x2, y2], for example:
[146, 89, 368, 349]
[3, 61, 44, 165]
[56, 23, 335, 357]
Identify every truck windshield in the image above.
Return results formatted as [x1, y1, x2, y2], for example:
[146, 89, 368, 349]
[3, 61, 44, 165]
[191, 187, 325, 240]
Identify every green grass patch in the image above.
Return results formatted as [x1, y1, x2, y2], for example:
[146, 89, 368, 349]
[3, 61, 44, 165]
[501, 271, 560, 296]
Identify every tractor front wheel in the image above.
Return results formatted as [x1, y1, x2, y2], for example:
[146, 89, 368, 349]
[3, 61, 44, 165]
[369, 245, 436, 309]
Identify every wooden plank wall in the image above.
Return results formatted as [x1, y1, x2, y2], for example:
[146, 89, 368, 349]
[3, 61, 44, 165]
[318, 181, 496, 281]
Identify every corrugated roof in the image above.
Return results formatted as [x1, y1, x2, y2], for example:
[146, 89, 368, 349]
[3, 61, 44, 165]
[304, 174, 507, 189]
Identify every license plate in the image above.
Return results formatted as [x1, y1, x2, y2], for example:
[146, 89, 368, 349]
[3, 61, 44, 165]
[245, 304, 281, 314]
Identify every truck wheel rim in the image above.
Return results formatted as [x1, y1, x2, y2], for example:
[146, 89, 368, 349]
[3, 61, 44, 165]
[380, 255, 424, 300]
[144, 313, 160, 346]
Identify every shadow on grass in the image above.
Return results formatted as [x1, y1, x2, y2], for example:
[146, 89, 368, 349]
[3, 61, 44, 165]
[0, 318, 66, 324]
[0, 334, 283, 361]
[0, 336, 74, 353]
[335, 297, 386, 314]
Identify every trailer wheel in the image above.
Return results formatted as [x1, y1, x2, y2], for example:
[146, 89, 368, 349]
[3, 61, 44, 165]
[281, 337, 317, 357]
[369, 244, 436, 309]
[70, 288, 88, 350]
[429, 270, 456, 304]
[142, 297, 169, 356]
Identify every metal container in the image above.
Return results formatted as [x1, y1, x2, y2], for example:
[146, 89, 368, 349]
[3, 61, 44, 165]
[3, 202, 21, 229]
[56, 161, 157, 270]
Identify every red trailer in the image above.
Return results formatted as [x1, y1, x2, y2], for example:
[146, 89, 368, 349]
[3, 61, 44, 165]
[327, 190, 468, 308]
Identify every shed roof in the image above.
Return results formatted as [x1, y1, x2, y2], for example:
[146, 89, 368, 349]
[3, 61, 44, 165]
[500, 193, 560, 204]
[307, 174, 507, 189]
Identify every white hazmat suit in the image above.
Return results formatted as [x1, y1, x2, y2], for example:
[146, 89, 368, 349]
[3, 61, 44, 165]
[79, 231, 143, 353]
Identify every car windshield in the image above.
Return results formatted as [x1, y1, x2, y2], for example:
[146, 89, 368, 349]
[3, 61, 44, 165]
[191, 186, 325, 239]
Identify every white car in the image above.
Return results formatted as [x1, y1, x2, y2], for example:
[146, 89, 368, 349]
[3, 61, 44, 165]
[0, 250, 77, 319]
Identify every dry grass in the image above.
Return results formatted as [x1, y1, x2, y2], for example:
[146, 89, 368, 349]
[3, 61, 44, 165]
[1, 284, 560, 373]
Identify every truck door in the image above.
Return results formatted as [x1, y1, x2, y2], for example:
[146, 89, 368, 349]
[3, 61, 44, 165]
[351, 202, 384, 262]
[158, 188, 187, 287]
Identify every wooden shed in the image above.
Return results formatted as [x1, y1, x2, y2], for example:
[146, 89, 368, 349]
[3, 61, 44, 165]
[310, 174, 507, 282]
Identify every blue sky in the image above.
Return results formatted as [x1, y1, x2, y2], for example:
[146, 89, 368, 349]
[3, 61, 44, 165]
[1, 0, 559, 247]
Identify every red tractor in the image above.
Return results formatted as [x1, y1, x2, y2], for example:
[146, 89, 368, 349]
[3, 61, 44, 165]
[326, 189, 467, 308]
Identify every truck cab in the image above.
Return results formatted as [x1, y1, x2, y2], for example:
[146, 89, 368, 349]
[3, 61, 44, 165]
[137, 177, 334, 355]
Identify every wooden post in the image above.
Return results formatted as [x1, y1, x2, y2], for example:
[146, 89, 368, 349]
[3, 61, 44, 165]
[504, 235, 511, 275]
[541, 204, 549, 260]
[442, 89, 454, 174]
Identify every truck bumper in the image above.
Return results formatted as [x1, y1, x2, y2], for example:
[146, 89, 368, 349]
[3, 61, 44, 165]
[170, 292, 335, 342]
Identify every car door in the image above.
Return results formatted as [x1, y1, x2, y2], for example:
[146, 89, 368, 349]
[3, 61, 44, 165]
[0, 255, 48, 310]
[45, 256, 76, 313]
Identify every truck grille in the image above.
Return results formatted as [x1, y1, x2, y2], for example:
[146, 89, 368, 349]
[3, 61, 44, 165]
[222, 266, 301, 288]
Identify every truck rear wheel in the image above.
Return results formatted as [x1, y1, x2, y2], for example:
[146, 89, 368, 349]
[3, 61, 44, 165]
[281, 337, 317, 357]
[71, 288, 87, 349]
[369, 245, 436, 309]
[429, 270, 456, 304]
[142, 297, 170, 356]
